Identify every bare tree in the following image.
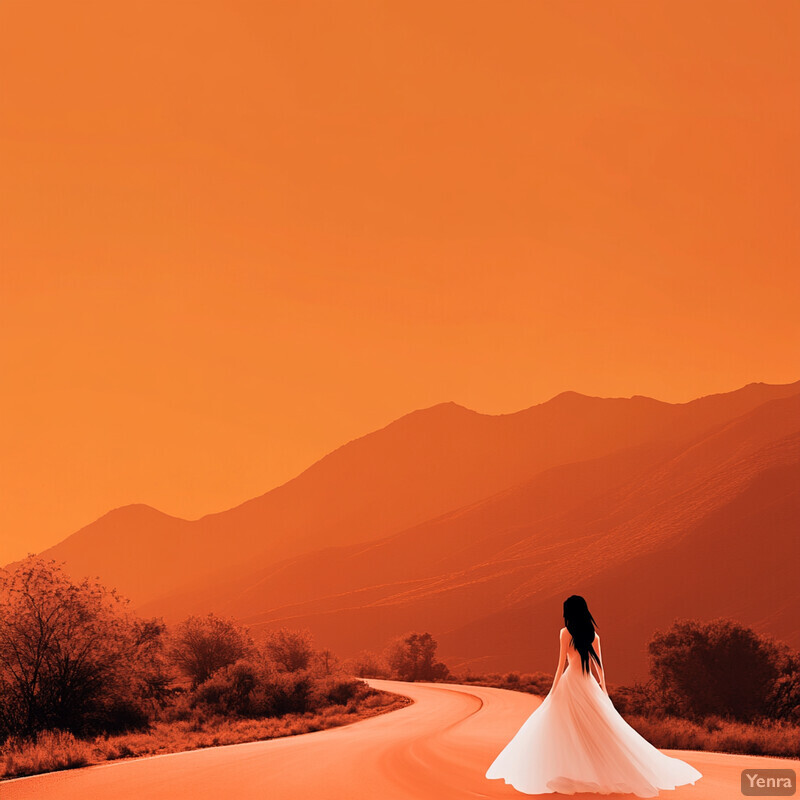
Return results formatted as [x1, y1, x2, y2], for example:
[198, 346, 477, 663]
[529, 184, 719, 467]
[0, 556, 167, 738]
[314, 647, 340, 676]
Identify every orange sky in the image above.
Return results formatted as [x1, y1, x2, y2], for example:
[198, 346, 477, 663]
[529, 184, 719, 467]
[1, 1, 798, 564]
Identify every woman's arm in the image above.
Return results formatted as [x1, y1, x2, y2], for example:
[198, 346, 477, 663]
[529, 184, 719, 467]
[592, 636, 608, 696]
[549, 628, 569, 694]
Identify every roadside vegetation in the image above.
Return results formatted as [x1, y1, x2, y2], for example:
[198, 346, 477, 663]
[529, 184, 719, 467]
[4, 555, 796, 778]
[610, 618, 800, 759]
[416, 619, 800, 760]
[0, 557, 409, 781]
[337, 617, 800, 759]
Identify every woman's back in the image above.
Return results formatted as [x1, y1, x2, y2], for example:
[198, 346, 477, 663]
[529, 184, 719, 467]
[564, 627, 584, 662]
[563, 626, 600, 675]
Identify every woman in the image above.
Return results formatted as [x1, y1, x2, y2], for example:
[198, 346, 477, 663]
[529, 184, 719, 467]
[485, 596, 702, 797]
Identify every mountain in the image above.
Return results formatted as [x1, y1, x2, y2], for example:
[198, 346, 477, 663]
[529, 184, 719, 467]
[35, 379, 800, 608]
[27, 379, 800, 681]
[438, 392, 800, 681]
[134, 385, 800, 682]
[33, 379, 799, 605]
[138, 435, 678, 621]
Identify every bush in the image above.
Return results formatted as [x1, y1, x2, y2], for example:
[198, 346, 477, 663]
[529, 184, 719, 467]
[384, 632, 450, 682]
[312, 648, 340, 676]
[169, 614, 254, 688]
[256, 669, 314, 716]
[262, 628, 315, 673]
[769, 671, 800, 722]
[188, 655, 373, 720]
[609, 680, 663, 717]
[193, 660, 260, 716]
[310, 676, 368, 708]
[648, 618, 787, 721]
[343, 650, 391, 679]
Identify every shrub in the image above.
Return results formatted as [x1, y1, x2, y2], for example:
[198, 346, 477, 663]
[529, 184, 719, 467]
[309, 676, 368, 708]
[769, 671, 800, 722]
[192, 660, 260, 716]
[524, 672, 556, 696]
[262, 627, 315, 673]
[609, 680, 664, 717]
[182, 635, 370, 720]
[169, 614, 254, 688]
[312, 648, 340, 676]
[343, 650, 391, 679]
[648, 618, 786, 721]
[255, 669, 314, 716]
[384, 632, 450, 682]
[766, 642, 800, 721]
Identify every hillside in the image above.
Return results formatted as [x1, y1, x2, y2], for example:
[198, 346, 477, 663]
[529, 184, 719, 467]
[35, 379, 800, 606]
[137, 389, 800, 681]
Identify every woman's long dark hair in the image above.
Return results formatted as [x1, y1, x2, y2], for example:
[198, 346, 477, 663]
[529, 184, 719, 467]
[564, 595, 601, 675]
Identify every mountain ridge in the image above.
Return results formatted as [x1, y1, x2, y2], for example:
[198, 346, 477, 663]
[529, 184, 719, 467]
[133, 391, 800, 681]
[17, 378, 800, 681]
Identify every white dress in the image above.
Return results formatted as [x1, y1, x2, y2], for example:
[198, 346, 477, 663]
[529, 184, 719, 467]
[485, 641, 702, 797]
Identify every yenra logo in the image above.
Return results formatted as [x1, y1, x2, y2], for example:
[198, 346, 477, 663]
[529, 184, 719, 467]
[741, 769, 796, 796]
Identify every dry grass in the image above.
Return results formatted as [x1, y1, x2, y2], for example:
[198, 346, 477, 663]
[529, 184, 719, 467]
[448, 671, 554, 696]
[626, 714, 800, 759]
[1, 731, 95, 779]
[1, 689, 410, 781]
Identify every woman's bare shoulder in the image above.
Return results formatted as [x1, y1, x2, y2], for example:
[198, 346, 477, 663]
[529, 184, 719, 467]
[559, 626, 569, 638]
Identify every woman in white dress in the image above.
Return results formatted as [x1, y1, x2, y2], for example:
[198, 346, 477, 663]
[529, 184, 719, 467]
[485, 595, 702, 797]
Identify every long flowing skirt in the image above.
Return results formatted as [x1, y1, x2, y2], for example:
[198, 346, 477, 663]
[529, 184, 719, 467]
[485, 662, 702, 796]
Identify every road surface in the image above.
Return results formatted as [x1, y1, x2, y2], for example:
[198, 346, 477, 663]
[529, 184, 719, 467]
[3, 679, 796, 799]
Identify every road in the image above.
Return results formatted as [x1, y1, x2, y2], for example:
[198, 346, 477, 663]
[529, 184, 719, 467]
[2, 679, 796, 799]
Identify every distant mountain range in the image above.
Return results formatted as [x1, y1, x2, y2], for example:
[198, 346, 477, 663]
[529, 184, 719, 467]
[25, 379, 800, 681]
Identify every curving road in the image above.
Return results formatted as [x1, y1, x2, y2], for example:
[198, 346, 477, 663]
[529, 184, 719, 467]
[3, 679, 796, 799]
